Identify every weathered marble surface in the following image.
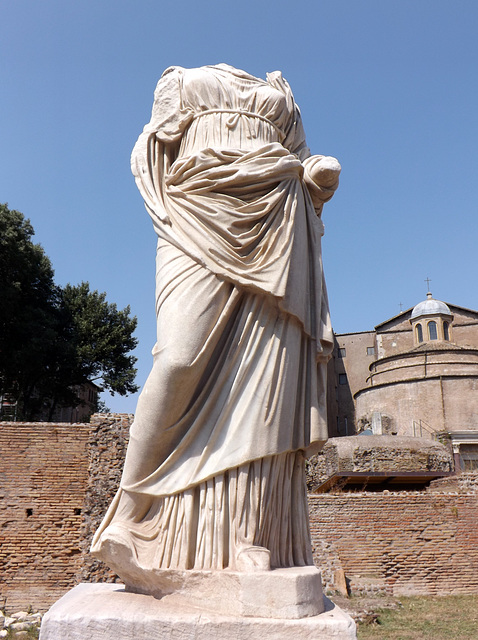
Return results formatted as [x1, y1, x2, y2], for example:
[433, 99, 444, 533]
[39, 583, 357, 640]
[91, 64, 340, 583]
[43, 66, 348, 639]
[91, 567, 324, 620]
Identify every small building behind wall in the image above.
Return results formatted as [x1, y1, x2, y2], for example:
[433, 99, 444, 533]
[328, 292, 478, 470]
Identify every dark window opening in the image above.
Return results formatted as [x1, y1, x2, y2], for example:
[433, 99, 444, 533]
[443, 321, 450, 341]
[74, 508, 82, 516]
[416, 323, 423, 343]
[460, 445, 478, 472]
[339, 373, 347, 385]
[428, 321, 438, 340]
[463, 458, 478, 472]
[26, 508, 33, 517]
[338, 348, 346, 357]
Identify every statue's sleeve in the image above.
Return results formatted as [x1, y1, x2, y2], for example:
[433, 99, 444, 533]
[266, 71, 312, 162]
[131, 67, 191, 227]
[282, 103, 339, 216]
[149, 66, 193, 143]
[279, 88, 340, 216]
[283, 105, 311, 162]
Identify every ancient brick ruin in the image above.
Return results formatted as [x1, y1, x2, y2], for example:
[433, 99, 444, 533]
[0, 421, 90, 610]
[310, 488, 478, 596]
[1, 414, 477, 611]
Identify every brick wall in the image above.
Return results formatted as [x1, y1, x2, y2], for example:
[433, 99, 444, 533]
[0, 421, 90, 611]
[80, 413, 131, 583]
[309, 491, 478, 596]
[1, 416, 478, 612]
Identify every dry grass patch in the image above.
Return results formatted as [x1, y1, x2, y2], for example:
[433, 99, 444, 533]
[356, 595, 478, 640]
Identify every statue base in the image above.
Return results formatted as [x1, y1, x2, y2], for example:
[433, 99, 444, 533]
[120, 565, 324, 619]
[39, 576, 357, 639]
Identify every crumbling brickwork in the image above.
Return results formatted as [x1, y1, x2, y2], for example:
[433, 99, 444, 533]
[306, 435, 453, 490]
[0, 415, 133, 612]
[309, 491, 478, 596]
[1, 415, 477, 612]
[80, 413, 131, 583]
[0, 421, 90, 611]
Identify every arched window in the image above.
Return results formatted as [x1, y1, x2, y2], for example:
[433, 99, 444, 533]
[428, 321, 437, 340]
[416, 323, 423, 343]
[443, 321, 450, 341]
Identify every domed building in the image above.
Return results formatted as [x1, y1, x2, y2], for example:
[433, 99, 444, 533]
[328, 292, 478, 471]
[410, 292, 453, 343]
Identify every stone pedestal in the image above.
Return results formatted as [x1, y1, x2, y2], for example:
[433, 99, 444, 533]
[121, 565, 325, 619]
[40, 572, 356, 639]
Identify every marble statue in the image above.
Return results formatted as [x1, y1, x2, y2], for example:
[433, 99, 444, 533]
[91, 64, 340, 585]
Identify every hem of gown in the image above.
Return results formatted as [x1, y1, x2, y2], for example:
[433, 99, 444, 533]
[91, 451, 314, 574]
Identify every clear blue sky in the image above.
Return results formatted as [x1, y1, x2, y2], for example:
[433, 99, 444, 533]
[2, 1, 477, 412]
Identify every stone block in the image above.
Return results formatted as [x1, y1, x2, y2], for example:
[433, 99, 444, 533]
[124, 565, 324, 619]
[40, 582, 357, 640]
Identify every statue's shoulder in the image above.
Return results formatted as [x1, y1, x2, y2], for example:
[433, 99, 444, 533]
[161, 65, 185, 77]
[159, 65, 214, 87]
[266, 70, 292, 96]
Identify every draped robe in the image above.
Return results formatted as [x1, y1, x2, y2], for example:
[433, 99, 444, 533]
[91, 64, 336, 573]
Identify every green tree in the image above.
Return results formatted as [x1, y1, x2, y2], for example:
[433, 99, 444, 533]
[0, 204, 61, 417]
[61, 282, 139, 396]
[0, 203, 139, 420]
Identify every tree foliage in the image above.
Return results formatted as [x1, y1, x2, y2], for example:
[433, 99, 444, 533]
[0, 203, 138, 420]
[61, 282, 138, 396]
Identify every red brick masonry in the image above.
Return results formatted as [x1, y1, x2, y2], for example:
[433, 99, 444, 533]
[309, 492, 478, 596]
[0, 422, 90, 611]
[1, 417, 477, 611]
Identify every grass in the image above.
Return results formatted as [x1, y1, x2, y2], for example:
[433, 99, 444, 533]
[3, 595, 478, 640]
[356, 595, 478, 640]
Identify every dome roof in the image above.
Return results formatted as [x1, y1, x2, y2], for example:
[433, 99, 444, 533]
[411, 292, 451, 319]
